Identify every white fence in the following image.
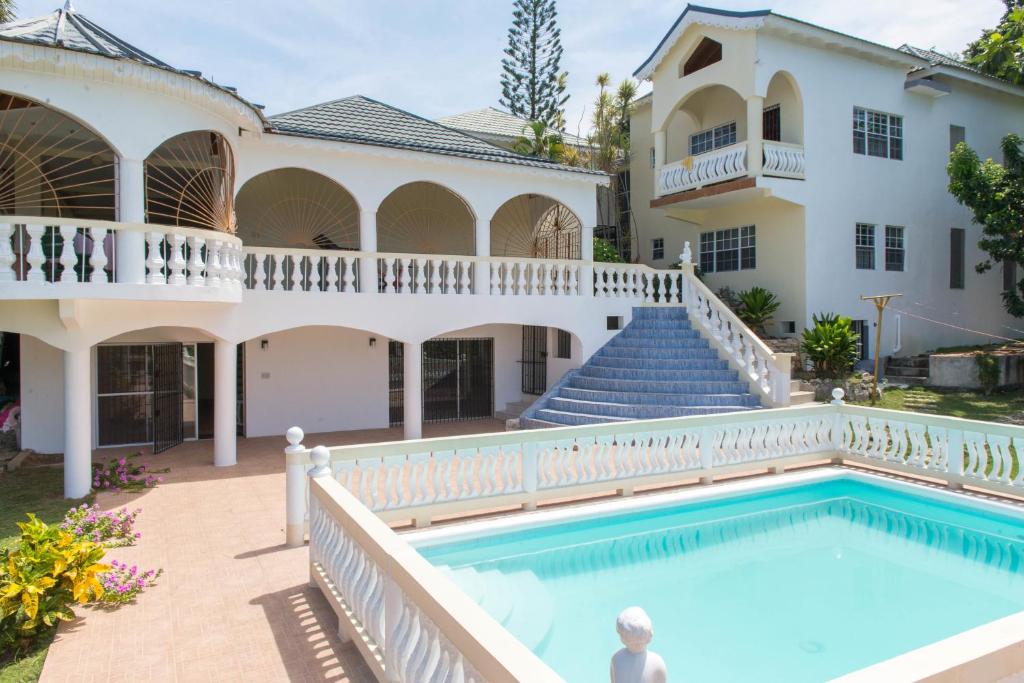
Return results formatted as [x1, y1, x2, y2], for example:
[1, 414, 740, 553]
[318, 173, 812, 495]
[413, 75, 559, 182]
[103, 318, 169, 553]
[293, 394, 1024, 682]
[762, 141, 806, 179]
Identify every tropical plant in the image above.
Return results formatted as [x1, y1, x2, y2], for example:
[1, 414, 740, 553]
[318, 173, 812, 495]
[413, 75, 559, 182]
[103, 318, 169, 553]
[593, 237, 623, 263]
[0, 0, 14, 24]
[499, 0, 568, 127]
[588, 74, 637, 174]
[512, 120, 565, 161]
[976, 354, 1001, 394]
[736, 287, 780, 335]
[61, 505, 141, 548]
[965, 1, 1024, 84]
[98, 560, 162, 605]
[948, 134, 1024, 316]
[91, 454, 166, 492]
[801, 314, 860, 379]
[0, 515, 108, 654]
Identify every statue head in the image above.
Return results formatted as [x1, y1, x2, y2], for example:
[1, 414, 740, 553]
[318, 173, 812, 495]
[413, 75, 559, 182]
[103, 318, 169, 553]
[616, 607, 653, 654]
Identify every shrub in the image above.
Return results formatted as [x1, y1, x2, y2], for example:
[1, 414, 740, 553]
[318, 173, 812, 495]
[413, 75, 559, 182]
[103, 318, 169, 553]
[715, 286, 741, 312]
[0, 515, 108, 654]
[976, 354, 1001, 395]
[801, 314, 860, 379]
[593, 237, 624, 263]
[97, 560, 162, 605]
[736, 287, 781, 335]
[91, 454, 166, 492]
[61, 505, 141, 548]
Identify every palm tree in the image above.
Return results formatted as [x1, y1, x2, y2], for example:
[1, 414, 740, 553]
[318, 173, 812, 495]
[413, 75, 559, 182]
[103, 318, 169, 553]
[0, 0, 16, 24]
[512, 120, 565, 162]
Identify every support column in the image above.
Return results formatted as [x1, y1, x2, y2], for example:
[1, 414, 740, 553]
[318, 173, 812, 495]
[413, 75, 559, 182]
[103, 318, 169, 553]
[214, 340, 237, 467]
[63, 347, 92, 499]
[474, 218, 491, 294]
[358, 210, 377, 293]
[580, 224, 594, 298]
[745, 95, 764, 177]
[654, 129, 667, 169]
[403, 341, 422, 440]
[116, 157, 147, 284]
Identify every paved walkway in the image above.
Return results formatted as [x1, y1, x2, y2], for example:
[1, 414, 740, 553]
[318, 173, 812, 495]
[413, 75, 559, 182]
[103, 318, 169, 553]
[39, 420, 504, 683]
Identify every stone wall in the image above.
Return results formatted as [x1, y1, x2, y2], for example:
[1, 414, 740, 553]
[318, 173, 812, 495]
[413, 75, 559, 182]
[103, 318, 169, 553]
[930, 352, 1024, 390]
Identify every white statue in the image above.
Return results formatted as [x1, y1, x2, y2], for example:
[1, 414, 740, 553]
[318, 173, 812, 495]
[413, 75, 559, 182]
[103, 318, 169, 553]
[610, 607, 667, 683]
[680, 241, 692, 265]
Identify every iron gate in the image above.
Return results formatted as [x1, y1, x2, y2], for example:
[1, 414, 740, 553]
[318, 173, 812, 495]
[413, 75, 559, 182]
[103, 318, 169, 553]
[520, 326, 547, 395]
[389, 339, 494, 426]
[151, 342, 183, 453]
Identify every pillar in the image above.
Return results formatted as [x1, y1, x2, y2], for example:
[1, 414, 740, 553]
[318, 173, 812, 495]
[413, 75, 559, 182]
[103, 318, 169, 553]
[746, 95, 764, 177]
[359, 209, 377, 292]
[474, 218, 491, 294]
[580, 224, 594, 298]
[214, 339, 237, 467]
[403, 341, 422, 440]
[116, 157, 147, 284]
[654, 129, 667, 168]
[63, 347, 92, 499]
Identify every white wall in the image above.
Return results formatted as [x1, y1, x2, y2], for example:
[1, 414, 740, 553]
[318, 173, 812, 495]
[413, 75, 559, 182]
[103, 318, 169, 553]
[546, 327, 584, 388]
[19, 335, 63, 454]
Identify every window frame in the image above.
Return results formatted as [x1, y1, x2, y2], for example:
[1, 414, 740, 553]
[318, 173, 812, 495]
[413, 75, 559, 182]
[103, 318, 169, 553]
[853, 107, 903, 160]
[699, 225, 756, 273]
[651, 237, 664, 261]
[855, 223, 876, 270]
[949, 227, 965, 289]
[949, 124, 965, 153]
[555, 329, 572, 360]
[884, 225, 905, 272]
[689, 121, 737, 156]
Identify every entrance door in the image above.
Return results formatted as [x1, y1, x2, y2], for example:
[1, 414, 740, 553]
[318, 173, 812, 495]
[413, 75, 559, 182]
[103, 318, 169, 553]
[151, 342, 183, 453]
[388, 338, 494, 425]
[520, 326, 547, 395]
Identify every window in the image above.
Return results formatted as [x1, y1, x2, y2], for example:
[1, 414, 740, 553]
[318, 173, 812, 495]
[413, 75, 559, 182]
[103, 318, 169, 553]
[855, 223, 876, 270]
[690, 121, 736, 156]
[681, 37, 722, 76]
[555, 329, 572, 359]
[853, 107, 903, 160]
[763, 105, 781, 142]
[851, 320, 869, 361]
[651, 237, 664, 261]
[780, 321, 796, 334]
[649, 147, 656, 169]
[699, 226, 755, 273]
[949, 125, 965, 153]
[949, 228, 965, 289]
[1004, 259, 1018, 294]
[885, 226, 905, 272]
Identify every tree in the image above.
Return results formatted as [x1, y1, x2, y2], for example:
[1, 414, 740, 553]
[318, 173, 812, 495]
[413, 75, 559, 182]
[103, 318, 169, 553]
[511, 120, 565, 161]
[588, 74, 637, 173]
[499, 0, 568, 128]
[965, 0, 1024, 83]
[0, 0, 15, 24]
[948, 134, 1024, 315]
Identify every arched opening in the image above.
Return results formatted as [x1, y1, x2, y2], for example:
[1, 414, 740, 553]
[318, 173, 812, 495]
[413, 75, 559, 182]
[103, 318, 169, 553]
[0, 91, 116, 219]
[234, 168, 360, 250]
[765, 71, 803, 146]
[490, 194, 582, 259]
[145, 131, 235, 232]
[376, 181, 474, 255]
[679, 37, 722, 77]
[665, 84, 746, 163]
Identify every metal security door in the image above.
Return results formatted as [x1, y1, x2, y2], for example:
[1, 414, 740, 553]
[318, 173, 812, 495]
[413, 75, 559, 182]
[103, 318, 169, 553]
[521, 326, 547, 395]
[152, 342, 183, 453]
[388, 339, 493, 425]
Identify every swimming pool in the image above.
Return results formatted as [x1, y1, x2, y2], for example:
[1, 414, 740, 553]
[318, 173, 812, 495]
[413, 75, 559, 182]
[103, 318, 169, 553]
[411, 470, 1024, 682]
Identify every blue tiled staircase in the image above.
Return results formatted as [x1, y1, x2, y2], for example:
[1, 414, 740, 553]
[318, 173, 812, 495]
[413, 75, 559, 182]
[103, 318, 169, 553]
[520, 307, 761, 428]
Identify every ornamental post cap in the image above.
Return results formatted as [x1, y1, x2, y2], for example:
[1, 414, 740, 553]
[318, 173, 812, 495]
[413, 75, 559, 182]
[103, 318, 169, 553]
[285, 426, 304, 446]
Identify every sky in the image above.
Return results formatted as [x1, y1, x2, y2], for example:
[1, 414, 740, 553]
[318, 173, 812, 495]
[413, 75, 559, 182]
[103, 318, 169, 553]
[28, 0, 1005, 133]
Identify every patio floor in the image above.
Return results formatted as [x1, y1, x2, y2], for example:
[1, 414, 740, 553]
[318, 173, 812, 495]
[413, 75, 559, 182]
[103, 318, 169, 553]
[38, 420, 504, 683]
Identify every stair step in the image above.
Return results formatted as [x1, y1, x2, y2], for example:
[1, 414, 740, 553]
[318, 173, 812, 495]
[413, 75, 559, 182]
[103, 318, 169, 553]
[632, 307, 689, 319]
[886, 366, 929, 377]
[626, 318, 694, 330]
[532, 409, 636, 426]
[588, 356, 729, 371]
[500, 571, 554, 653]
[571, 376, 751, 394]
[559, 387, 760, 407]
[789, 390, 816, 405]
[606, 337, 710, 349]
[580, 366, 738, 382]
[599, 346, 721, 360]
[885, 375, 928, 386]
[547, 397, 757, 419]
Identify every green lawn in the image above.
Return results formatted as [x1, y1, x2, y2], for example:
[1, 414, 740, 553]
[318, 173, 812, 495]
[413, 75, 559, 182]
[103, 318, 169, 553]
[0, 466, 91, 683]
[855, 386, 1024, 422]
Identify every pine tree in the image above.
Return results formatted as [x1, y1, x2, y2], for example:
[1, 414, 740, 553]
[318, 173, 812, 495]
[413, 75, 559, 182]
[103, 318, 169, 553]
[499, 0, 568, 128]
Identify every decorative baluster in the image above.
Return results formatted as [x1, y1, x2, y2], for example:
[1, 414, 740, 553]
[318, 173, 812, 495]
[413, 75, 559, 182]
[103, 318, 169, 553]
[383, 258, 396, 294]
[643, 273, 653, 302]
[489, 261, 500, 294]
[745, 338, 758, 380]
[594, 265, 605, 297]
[424, 259, 438, 294]
[0, 223, 13, 282]
[444, 259, 457, 294]
[512, 261, 524, 295]
[309, 256, 322, 292]
[88, 228, 108, 283]
[185, 236, 204, 286]
[165, 232, 186, 285]
[535, 263, 547, 295]
[288, 255, 301, 291]
[146, 231, 166, 284]
[323, 255, 337, 292]
[666, 271, 677, 303]
[412, 258, 426, 294]
[399, 258, 412, 294]
[56, 226, 77, 282]
[526, 262, 538, 295]
[342, 256, 356, 293]
[220, 244, 235, 289]
[501, 262, 512, 295]
[566, 265, 577, 296]
[206, 240, 223, 288]
[460, 260, 472, 294]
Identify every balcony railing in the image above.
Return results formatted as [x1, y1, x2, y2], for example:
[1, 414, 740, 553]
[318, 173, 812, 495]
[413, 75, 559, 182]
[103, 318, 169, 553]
[287, 393, 1024, 681]
[655, 141, 805, 197]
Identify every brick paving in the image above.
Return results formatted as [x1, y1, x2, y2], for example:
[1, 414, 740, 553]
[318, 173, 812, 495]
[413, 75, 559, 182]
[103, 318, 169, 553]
[39, 420, 504, 683]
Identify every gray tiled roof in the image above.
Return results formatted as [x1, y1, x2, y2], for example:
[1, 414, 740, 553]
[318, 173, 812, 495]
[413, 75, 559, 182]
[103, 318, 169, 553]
[898, 44, 982, 75]
[436, 107, 589, 147]
[270, 96, 604, 176]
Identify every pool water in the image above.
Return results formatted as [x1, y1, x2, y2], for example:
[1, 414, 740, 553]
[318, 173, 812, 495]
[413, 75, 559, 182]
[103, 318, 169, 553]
[415, 475, 1024, 682]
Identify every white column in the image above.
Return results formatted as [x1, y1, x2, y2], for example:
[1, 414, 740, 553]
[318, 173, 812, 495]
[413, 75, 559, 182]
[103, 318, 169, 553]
[63, 347, 92, 499]
[116, 157, 147, 284]
[214, 339, 237, 467]
[474, 218, 490, 294]
[403, 341, 422, 440]
[746, 95, 764, 177]
[654, 129, 667, 168]
[580, 224, 594, 298]
[358, 210, 377, 293]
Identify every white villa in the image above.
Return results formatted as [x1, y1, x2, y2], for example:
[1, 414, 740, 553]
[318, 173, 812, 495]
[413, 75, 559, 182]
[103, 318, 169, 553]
[628, 5, 1024, 358]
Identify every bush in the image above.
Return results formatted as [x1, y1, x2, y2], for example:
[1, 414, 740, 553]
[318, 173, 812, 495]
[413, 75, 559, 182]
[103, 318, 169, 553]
[91, 454, 166, 492]
[98, 560, 162, 605]
[801, 313, 860, 379]
[976, 354, 1001, 395]
[0, 515, 108, 655]
[60, 505, 141, 548]
[736, 286, 781, 335]
[593, 236, 624, 263]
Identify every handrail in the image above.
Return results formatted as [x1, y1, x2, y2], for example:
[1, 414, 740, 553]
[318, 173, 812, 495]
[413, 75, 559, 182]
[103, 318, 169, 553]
[0, 214, 242, 244]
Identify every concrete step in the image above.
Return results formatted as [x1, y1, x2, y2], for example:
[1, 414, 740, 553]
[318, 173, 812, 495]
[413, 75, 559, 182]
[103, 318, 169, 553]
[605, 337, 711, 349]
[559, 386, 760, 408]
[632, 307, 689, 320]
[789, 390, 816, 405]
[579, 366, 739, 382]
[532, 409, 634, 426]
[570, 375, 751, 395]
[886, 366, 929, 378]
[598, 346, 721, 360]
[547, 397, 757, 419]
[885, 375, 928, 386]
[626, 318, 694, 330]
[588, 356, 729, 371]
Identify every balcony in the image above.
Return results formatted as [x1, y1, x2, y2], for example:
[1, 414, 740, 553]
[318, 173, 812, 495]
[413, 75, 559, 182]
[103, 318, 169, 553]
[654, 140, 805, 199]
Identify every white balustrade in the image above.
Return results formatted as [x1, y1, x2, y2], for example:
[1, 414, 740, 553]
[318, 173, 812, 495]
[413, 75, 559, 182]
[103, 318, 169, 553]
[762, 141, 806, 179]
[657, 142, 748, 196]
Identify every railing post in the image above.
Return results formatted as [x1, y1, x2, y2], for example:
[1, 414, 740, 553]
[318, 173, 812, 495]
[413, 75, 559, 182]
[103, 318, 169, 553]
[522, 442, 538, 510]
[948, 429, 965, 482]
[699, 426, 715, 484]
[830, 388, 846, 464]
[285, 426, 307, 547]
[771, 353, 794, 407]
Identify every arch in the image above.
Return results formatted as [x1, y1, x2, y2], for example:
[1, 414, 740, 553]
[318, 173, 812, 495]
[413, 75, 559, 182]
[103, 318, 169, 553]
[144, 130, 236, 232]
[663, 83, 746, 161]
[764, 70, 804, 146]
[490, 194, 582, 259]
[376, 181, 475, 255]
[0, 90, 117, 220]
[234, 168, 360, 250]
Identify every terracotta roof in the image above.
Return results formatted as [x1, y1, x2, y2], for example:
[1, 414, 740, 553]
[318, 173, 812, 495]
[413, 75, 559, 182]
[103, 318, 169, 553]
[270, 96, 605, 175]
[436, 107, 589, 147]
